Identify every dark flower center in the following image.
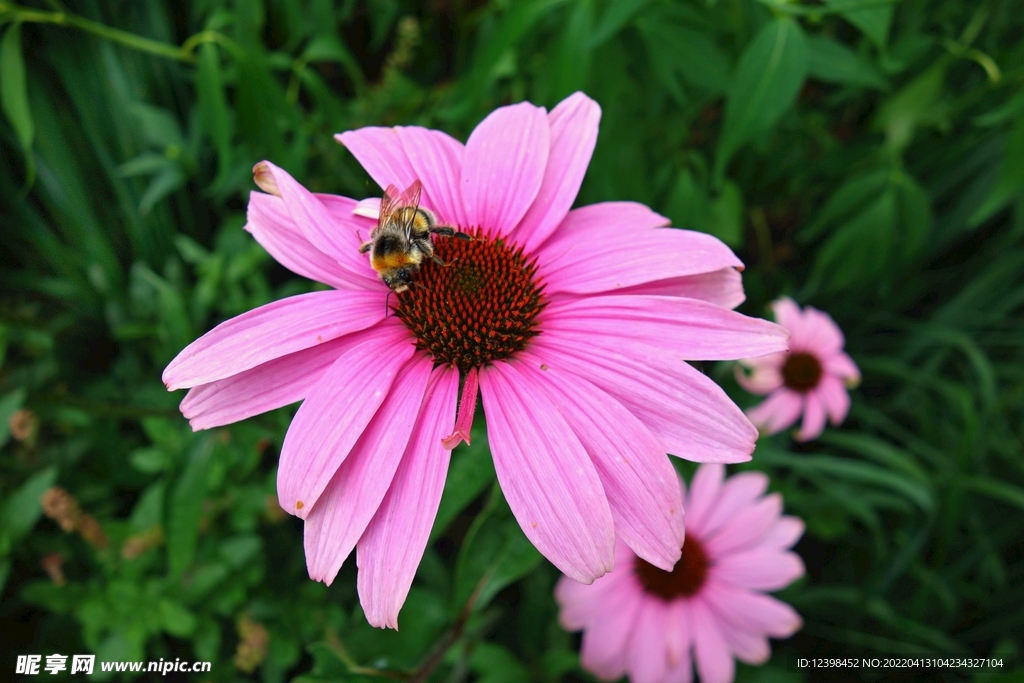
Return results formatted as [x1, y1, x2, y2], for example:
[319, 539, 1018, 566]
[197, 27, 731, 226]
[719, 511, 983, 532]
[781, 352, 823, 392]
[634, 536, 710, 600]
[395, 228, 546, 372]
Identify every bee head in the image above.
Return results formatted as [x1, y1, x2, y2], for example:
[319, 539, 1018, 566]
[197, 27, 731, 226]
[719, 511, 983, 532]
[383, 267, 416, 293]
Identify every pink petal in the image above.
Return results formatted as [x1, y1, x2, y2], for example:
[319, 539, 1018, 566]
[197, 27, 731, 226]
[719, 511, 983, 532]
[537, 206, 743, 296]
[616, 268, 746, 310]
[314, 193, 393, 279]
[518, 356, 683, 569]
[802, 306, 845, 354]
[825, 351, 861, 384]
[696, 471, 770, 540]
[757, 516, 805, 551]
[163, 289, 384, 391]
[627, 598, 670, 683]
[258, 162, 379, 285]
[181, 336, 350, 430]
[579, 580, 644, 681]
[555, 570, 633, 630]
[795, 391, 827, 441]
[442, 367, 478, 450]
[335, 127, 419, 198]
[719, 620, 771, 665]
[479, 362, 615, 583]
[702, 579, 803, 638]
[691, 598, 735, 683]
[817, 374, 851, 425]
[664, 659, 694, 683]
[530, 336, 758, 464]
[746, 388, 804, 436]
[542, 294, 788, 360]
[353, 197, 381, 219]
[276, 323, 414, 518]
[713, 548, 805, 591]
[304, 354, 432, 585]
[665, 599, 693, 670]
[684, 464, 725, 531]
[461, 102, 550, 236]
[356, 365, 459, 629]
[771, 297, 804, 336]
[246, 192, 353, 290]
[394, 126, 467, 225]
[704, 493, 782, 557]
[735, 354, 786, 395]
[516, 92, 601, 252]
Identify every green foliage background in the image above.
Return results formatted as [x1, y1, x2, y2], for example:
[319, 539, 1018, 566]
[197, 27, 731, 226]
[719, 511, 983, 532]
[1, 0, 1023, 681]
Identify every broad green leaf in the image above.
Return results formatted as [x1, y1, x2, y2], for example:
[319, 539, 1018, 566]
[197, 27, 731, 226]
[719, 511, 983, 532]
[637, 21, 730, 97]
[130, 482, 166, 531]
[589, 0, 654, 48]
[469, 643, 532, 683]
[452, 486, 542, 614]
[706, 180, 745, 247]
[813, 187, 897, 291]
[0, 23, 34, 158]
[167, 439, 213, 577]
[429, 429, 496, 543]
[826, 0, 895, 47]
[803, 168, 890, 240]
[547, 0, 594, 103]
[806, 36, 889, 90]
[714, 17, 807, 183]
[875, 64, 946, 153]
[158, 598, 197, 637]
[896, 172, 932, 255]
[1, 465, 58, 542]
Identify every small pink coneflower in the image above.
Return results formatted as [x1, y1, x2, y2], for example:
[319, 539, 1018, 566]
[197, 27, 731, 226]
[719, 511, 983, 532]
[555, 464, 805, 683]
[736, 297, 859, 442]
[162, 92, 788, 628]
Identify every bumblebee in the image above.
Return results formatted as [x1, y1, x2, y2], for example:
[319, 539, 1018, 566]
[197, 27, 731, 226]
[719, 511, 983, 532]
[360, 179, 469, 293]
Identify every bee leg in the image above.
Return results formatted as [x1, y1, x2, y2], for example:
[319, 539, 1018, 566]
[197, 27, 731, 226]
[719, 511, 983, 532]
[453, 230, 472, 241]
[430, 225, 473, 241]
[384, 290, 393, 317]
[430, 254, 448, 267]
[359, 240, 372, 254]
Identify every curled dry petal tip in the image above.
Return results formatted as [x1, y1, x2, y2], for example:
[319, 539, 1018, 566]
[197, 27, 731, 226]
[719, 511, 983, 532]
[440, 428, 471, 450]
[253, 161, 281, 196]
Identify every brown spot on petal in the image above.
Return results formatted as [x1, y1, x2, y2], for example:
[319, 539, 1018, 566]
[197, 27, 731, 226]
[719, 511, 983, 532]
[295, 500, 304, 510]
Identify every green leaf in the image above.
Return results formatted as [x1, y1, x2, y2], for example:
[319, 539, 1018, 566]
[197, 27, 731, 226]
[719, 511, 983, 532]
[1, 466, 58, 542]
[812, 187, 897, 291]
[804, 168, 890, 240]
[806, 36, 889, 90]
[0, 23, 34, 157]
[714, 17, 808, 183]
[429, 431, 496, 543]
[130, 446, 169, 473]
[167, 439, 213, 577]
[826, 0, 895, 47]
[158, 598, 197, 637]
[547, 0, 594, 102]
[970, 117, 1024, 225]
[0, 387, 26, 448]
[452, 486, 542, 614]
[637, 20, 730, 98]
[589, 0, 653, 48]
[961, 478, 1024, 512]
[196, 43, 232, 178]
[469, 643, 532, 683]
[875, 64, 946, 153]
[130, 482, 166, 531]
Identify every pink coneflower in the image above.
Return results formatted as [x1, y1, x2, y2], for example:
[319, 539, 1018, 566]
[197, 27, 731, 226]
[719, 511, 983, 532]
[162, 92, 788, 628]
[555, 464, 805, 683]
[736, 297, 859, 442]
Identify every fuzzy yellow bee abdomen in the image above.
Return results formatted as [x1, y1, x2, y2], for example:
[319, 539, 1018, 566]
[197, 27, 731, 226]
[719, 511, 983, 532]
[372, 251, 419, 272]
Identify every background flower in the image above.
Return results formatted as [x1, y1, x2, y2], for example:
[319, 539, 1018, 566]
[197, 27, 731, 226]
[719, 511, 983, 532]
[736, 297, 859, 441]
[556, 464, 805, 683]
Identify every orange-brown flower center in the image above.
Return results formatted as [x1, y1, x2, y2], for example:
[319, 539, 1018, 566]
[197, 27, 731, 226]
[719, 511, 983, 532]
[781, 352, 823, 392]
[634, 536, 710, 600]
[394, 229, 546, 372]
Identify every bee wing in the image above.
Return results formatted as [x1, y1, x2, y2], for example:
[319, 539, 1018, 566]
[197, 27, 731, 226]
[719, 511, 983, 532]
[397, 179, 423, 210]
[379, 184, 404, 225]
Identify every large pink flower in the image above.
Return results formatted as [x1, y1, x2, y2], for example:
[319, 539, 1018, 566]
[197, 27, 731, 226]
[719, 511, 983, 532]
[555, 464, 805, 683]
[162, 93, 788, 628]
[736, 297, 860, 441]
